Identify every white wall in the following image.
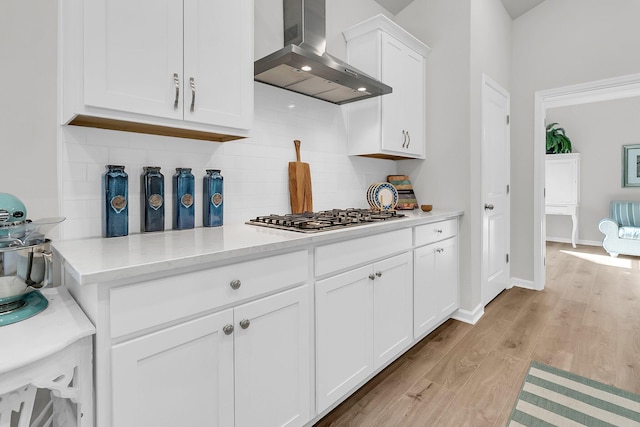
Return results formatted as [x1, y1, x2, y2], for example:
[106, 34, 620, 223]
[0, 1, 58, 222]
[546, 97, 640, 244]
[511, 0, 640, 280]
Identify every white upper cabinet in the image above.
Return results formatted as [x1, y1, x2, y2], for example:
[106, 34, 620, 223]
[343, 15, 430, 160]
[62, 0, 253, 142]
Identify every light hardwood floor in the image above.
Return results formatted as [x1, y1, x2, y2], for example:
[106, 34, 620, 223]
[315, 242, 640, 426]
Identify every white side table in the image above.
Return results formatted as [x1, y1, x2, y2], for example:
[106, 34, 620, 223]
[0, 287, 95, 426]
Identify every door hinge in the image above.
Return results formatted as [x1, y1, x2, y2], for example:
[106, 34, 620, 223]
[506, 115, 510, 125]
[506, 184, 510, 194]
[506, 253, 509, 263]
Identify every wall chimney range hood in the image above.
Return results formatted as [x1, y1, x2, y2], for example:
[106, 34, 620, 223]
[254, 0, 392, 105]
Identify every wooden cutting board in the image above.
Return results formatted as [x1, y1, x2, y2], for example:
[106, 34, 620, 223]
[289, 139, 313, 213]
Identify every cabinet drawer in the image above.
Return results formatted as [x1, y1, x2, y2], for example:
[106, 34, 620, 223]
[110, 250, 308, 338]
[315, 228, 412, 277]
[414, 219, 457, 247]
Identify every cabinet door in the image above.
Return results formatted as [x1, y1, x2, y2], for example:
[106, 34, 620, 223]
[435, 237, 458, 319]
[414, 237, 458, 338]
[372, 252, 413, 369]
[545, 156, 580, 205]
[183, 0, 253, 129]
[380, 34, 407, 153]
[111, 310, 234, 427]
[380, 34, 425, 157]
[316, 266, 374, 413]
[413, 243, 438, 338]
[234, 286, 311, 427]
[84, 0, 184, 119]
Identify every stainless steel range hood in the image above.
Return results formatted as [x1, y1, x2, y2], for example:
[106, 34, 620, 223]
[254, 0, 392, 105]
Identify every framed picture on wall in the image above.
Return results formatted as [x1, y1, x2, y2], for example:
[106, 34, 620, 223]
[622, 144, 640, 187]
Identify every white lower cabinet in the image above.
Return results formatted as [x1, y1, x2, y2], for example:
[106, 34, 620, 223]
[111, 310, 234, 427]
[414, 236, 459, 339]
[315, 252, 412, 413]
[234, 286, 310, 427]
[111, 285, 310, 427]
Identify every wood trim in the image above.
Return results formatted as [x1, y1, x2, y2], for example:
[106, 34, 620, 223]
[68, 115, 246, 142]
[354, 153, 416, 161]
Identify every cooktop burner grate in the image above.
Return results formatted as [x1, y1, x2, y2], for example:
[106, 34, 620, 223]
[246, 208, 405, 233]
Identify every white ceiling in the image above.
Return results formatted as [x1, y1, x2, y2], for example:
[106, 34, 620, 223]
[374, 0, 546, 19]
[500, 0, 546, 19]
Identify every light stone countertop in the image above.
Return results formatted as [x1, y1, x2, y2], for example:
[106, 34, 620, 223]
[53, 209, 463, 286]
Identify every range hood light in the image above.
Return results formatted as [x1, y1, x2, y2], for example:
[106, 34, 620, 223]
[300, 65, 312, 72]
[357, 87, 367, 92]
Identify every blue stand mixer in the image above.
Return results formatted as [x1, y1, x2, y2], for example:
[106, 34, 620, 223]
[0, 193, 64, 326]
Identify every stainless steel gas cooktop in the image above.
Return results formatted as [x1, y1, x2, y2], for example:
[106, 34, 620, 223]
[246, 208, 405, 233]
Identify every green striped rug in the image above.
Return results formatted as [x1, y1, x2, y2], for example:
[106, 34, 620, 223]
[508, 361, 640, 426]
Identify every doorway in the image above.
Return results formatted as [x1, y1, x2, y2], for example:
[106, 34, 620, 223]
[533, 73, 640, 289]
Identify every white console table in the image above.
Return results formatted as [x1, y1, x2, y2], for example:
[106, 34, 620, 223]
[545, 153, 581, 248]
[0, 287, 95, 426]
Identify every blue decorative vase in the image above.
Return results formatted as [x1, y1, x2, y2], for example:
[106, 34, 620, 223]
[142, 167, 165, 232]
[173, 168, 195, 230]
[102, 165, 128, 238]
[203, 169, 223, 227]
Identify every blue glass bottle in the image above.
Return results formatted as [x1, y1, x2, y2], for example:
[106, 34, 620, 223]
[102, 165, 128, 237]
[203, 169, 223, 227]
[173, 168, 195, 229]
[142, 166, 165, 232]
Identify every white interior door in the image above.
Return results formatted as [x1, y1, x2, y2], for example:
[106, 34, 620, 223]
[481, 75, 511, 306]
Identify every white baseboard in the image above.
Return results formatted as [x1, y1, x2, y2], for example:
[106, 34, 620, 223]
[451, 304, 484, 325]
[545, 237, 602, 247]
[511, 276, 537, 290]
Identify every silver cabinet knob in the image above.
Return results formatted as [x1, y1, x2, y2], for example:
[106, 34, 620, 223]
[223, 324, 234, 335]
[239, 319, 250, 329]
[230, 279, 241, 290]
[484, 203, 495, 210]
[375, 271, 382, 278]
[369, 273, 376, 280]
[436, 229, 443, 233]
[436, 248, 444, 253]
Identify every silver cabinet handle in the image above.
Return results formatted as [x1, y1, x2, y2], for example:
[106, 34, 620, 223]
[484, 203, 495, 210]
[230, 279, 241, 290]
[375, 271, 382, 278]
[401, 130, 406, 148]
[436, 248, 444, 253]
[406, 131, 411, 148]
[173, 73, 180, 109]
[189, 77, 196, 112]
[436, 229, 443, 234]
[239, 319, 250, 329]
[223, 324, 234, 335]
[369, 273, 376, 280]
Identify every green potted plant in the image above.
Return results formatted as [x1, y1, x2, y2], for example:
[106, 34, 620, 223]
[546, 122, 572, 154]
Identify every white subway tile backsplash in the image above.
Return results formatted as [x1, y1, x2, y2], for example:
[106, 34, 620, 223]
[59, 84, 398, 239]
[63, 162, 87, 182]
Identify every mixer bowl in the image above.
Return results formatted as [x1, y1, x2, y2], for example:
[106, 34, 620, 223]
[0, 240, 52, 299]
